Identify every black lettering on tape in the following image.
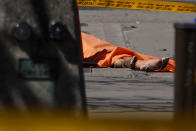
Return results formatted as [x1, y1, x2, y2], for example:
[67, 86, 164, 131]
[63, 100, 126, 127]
[97, 2, 106, 6]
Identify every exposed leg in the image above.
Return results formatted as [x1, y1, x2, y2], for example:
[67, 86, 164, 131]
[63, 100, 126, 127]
[113, 56, 169, 72]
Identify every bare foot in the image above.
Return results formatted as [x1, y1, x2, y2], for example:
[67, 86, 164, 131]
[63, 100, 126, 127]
[135, 57, 169, 71]
[113, 56, 169, 71]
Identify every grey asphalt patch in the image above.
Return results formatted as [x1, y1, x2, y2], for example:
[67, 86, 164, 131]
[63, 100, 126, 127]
[84, 68, 174, 114]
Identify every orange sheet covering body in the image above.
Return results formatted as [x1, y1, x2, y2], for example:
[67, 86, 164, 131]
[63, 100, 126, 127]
[81, 32, 175, 72]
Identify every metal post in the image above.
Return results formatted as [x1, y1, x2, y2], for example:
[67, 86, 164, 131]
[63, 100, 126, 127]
[0, 0, 87, 116]
[174, 23, 196, 119]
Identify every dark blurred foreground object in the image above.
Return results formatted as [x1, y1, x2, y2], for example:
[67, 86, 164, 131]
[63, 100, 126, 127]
[174, 23, 196, 119]
[0, 0, 87, 116]
[82, 62, 98, 68]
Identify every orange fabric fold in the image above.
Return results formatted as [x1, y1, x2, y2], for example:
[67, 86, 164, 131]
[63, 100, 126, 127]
[81, 32, 175, 72]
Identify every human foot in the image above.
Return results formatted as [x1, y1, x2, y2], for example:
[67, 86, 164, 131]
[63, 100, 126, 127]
[113, 56, 169, 72]
[135, 57, 169, 72]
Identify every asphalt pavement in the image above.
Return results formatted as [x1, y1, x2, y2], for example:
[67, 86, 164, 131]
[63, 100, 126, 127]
[79, 1, 196, 119]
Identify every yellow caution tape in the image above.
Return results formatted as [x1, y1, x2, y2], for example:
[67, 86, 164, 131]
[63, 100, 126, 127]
[77, 0, 196, 13]
[0, 113, 196, 131]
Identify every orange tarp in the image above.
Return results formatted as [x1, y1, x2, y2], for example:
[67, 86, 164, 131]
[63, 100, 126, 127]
[81, 32, 175, 72]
